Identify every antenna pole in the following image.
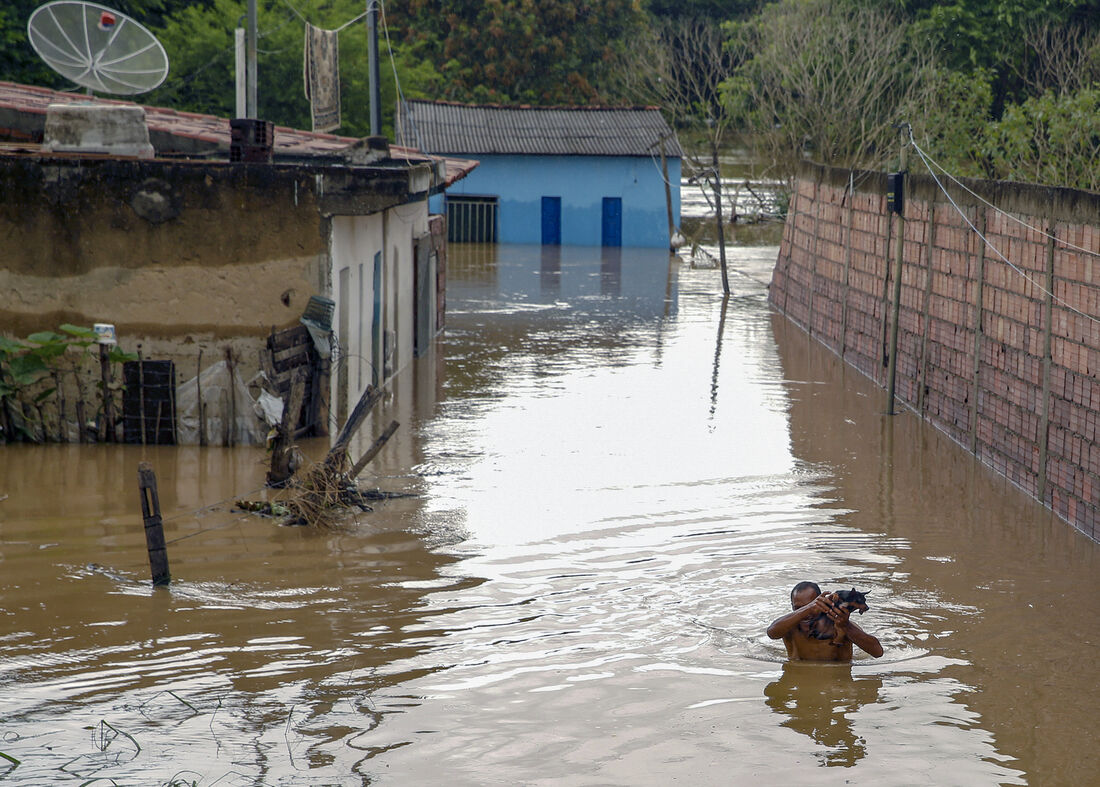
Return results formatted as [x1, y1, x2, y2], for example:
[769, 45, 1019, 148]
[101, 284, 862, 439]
[246, 0, 258, 118]
[367, 0, 382, 136]
[235, 26, 246, 118]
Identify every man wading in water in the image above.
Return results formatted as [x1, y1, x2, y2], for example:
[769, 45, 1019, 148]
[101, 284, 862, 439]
[767, 581, 884, 661]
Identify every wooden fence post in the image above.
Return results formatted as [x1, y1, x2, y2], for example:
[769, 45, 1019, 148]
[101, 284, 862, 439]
[969, 209, 988, 454]
[840, 172, 855, 358]
[138, 462, 170, 586]
[917, 205, 938, 415]
[99, 344, 115, 442]
[1037, 226, 1057, 502]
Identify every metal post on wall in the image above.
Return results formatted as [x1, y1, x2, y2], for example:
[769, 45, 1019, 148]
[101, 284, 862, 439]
[885, 124, 909, 415]
[367, 0, 382, 136]
[246, 0, 258, 118]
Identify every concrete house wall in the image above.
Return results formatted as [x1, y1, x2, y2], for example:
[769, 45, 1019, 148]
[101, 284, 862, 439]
[432, 153, 681, 247]
[330, 204, 433, 418]
[0, 150, 451, 443]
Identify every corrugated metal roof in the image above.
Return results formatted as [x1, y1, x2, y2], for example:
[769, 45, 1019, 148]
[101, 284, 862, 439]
[402, 100, 683, 158]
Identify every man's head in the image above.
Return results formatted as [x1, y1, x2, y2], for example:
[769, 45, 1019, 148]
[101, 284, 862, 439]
[791, 581, 821, 610]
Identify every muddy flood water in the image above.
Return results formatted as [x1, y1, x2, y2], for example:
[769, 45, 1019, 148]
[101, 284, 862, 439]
[2, 240, 1099, 786]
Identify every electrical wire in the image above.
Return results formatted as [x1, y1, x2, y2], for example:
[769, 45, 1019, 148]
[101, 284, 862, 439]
[379, 0, 416, 149]
[909, 130, 1100, 260]
[907, 128, 1100, 326]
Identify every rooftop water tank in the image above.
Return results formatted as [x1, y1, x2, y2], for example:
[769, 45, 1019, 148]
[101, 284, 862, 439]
[42, 102, 155, 158]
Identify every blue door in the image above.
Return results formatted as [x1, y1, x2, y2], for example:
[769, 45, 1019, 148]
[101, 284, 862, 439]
[601, 197, 622, 247]
[371, 252, 382, 385]
[541, 196, 561, 245]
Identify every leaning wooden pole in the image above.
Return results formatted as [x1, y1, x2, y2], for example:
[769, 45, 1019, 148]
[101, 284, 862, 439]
[324, 384, 384, 469]
[712, 140, 730, 296]
[349, 419, 400, 478]
[658, 132, 675, 248]
[138, 462, 170, 586]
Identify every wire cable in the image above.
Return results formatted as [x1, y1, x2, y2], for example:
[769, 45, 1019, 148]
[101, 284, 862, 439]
[906, 128, 1100, 326]
[909, 130, 1100, 260]
[379, 0, 417, 149]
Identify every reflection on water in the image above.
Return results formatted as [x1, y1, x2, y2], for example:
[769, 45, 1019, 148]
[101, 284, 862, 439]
[0, 243, 1097, 784]
[764, 662, 882, 767]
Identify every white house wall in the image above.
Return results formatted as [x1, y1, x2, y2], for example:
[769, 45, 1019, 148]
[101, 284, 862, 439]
[329, 200, 430, 425]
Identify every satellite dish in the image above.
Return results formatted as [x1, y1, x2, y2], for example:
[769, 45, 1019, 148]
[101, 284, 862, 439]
[28, 1, 169, 95]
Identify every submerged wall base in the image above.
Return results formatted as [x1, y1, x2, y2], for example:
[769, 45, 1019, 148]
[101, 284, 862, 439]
[770, 162, 1099, 541]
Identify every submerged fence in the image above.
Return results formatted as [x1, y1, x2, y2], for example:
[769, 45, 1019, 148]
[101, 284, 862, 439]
[770, 160, 1100, 541]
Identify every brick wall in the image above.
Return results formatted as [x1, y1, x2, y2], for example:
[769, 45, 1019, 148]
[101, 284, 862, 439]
[771, 162, 1100, 540]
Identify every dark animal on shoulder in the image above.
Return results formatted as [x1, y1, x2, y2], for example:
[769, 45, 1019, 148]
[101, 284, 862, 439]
[807, 588, 871, 645]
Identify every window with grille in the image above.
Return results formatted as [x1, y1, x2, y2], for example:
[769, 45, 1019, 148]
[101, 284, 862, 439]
[447, 195, 499, 243]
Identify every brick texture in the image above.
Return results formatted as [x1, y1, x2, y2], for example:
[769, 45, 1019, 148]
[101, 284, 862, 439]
[771, 163, 1100, 541]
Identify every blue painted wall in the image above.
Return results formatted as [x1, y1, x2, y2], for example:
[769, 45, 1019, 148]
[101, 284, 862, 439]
[431, 154, 681, 248]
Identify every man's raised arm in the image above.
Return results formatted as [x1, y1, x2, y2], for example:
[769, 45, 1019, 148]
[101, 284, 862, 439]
[767, 594, 835, 639]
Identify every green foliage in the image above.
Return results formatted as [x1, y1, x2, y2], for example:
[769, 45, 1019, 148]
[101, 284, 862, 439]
[983, 87, 1100, 191]
[896, 0, 1100, 108]
[911, 69, 995, 179]
[644, 0, 767, 20]
[386, 0, 647, 104]
[141, 0, 444, 138]
[723, 0, 937, 181]
[0, 324, 136, 443]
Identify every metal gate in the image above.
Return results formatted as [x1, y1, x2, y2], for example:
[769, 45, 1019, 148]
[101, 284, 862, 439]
[447, 195, 498, 243]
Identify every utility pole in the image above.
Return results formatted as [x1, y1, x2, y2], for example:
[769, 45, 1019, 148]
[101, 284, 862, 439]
[885, 124, 909, 415]
[367, 0, 382, 136]
[235, 25, 246, 118]
[658, 132, 674, 248]
[712, 138, 730, 296]
[246, 0, 258, 118]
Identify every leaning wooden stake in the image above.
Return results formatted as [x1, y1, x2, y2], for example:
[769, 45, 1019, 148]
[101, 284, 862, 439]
[349, 420, 400, 478]
[323, 384, 383, 469]
[137, 462, 170, 586]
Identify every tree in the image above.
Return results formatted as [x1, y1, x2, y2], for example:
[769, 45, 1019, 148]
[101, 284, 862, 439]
[144, 0, 443, 139]
[983, 87, 1100, 192]
[723, 0, 938, 182]
[384, 0, 646, 105]
[893, 0, 1100, 111]
[607, 16, 741, 293]
[1012, 19, 1100, 97]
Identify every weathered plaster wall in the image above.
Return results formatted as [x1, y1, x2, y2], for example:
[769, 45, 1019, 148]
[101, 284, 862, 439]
[770, 162, 1100, 540]
[328, 199, 432, 426]
[0, 158, 327, 344]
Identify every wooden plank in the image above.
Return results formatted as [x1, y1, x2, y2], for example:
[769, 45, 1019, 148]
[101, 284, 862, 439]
[268, 325, 311, 352]
[138, 462, 170, 586]
[273, 345, 311, 365]
[266, 369, 308, 487]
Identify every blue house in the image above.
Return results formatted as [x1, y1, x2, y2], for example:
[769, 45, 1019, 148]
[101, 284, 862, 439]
[403, 100, 682, 248]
